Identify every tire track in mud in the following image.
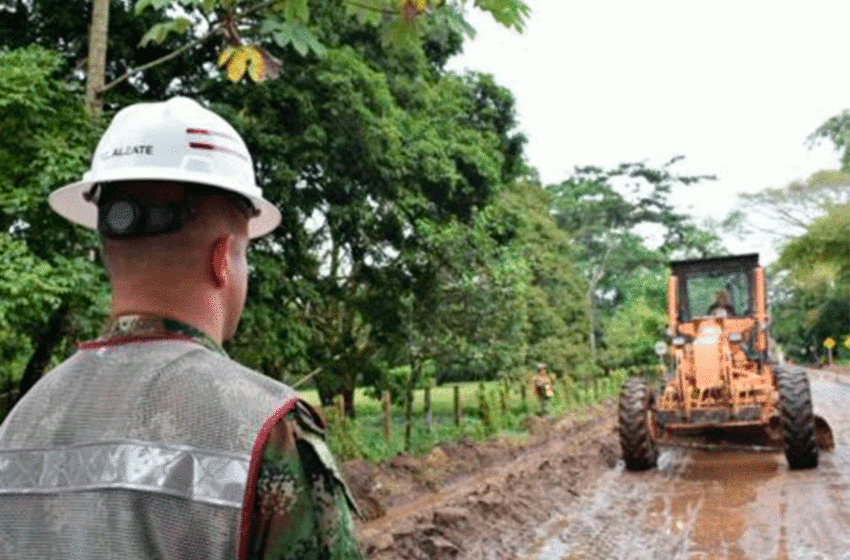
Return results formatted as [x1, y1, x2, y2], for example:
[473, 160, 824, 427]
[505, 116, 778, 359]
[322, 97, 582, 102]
[355, 405, 620, 560]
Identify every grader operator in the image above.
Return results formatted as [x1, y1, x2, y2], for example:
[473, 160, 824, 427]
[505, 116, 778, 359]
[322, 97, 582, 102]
[619, 253, 833, 471]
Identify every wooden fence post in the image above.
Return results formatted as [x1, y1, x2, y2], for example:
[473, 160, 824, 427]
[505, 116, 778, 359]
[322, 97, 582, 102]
[424, 383, 432, 433]
[500, 385, 507, 414]
[561, 377, 570, 409]
[383, 390, 391, 445]
[520, 382, 527, 411]
[454, 385, 461, 426]
[335, 393, 345, 417]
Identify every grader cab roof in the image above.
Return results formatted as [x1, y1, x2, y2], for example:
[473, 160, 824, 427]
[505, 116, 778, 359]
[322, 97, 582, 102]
[670, 253, 759, 278]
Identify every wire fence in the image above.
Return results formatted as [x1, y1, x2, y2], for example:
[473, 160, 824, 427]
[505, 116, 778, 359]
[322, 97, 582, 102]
[317, 367, 658, 461]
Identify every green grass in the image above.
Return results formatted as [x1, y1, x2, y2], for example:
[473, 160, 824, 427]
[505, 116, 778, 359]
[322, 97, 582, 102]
[300, 372, 630, 463]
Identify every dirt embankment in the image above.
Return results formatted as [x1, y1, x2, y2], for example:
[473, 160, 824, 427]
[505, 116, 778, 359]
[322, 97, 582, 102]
[341, 402, 620, 560]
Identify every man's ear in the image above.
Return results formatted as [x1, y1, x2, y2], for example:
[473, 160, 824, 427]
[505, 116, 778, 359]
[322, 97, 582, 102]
[210, 234, 233, 289]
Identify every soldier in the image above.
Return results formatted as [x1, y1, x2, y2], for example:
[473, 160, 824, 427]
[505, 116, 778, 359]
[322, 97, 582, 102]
[708, 289, 736, 317]
[0, 97, 362, 560]
[533, 364, 554, 415]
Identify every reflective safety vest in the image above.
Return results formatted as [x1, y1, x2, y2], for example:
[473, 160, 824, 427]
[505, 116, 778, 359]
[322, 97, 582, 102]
[0, 338, 295, 560]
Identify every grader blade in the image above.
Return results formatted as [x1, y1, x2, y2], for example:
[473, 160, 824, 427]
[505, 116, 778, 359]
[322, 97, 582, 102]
[815, 415, 835, 451]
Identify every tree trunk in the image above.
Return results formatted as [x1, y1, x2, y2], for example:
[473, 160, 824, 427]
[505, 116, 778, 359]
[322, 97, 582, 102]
[341, 386, 355, 419]
[16, 303, 70, 403]
[85, 0, 110, 115]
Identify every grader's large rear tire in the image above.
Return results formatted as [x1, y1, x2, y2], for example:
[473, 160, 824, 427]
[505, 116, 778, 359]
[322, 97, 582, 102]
[619, 377, 658, 471]
[776, 365, 818, 469]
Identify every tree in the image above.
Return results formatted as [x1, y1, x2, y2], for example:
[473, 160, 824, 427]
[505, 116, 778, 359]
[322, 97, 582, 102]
[85, 0, 110, 113]
[601, 297, 666, 369]
[736, 170, 850, 241]
[0, 0, 533, 412]
[808, 109, 850, 171]
[494, 179, 590, 377]
[778, 203, 850, 281]
[208, 4, 528, 412]
[131, 0, 529, 84]
[0, 46, 108, 397]
[770, 204, 850, 362]
[546, 158, 720, 359]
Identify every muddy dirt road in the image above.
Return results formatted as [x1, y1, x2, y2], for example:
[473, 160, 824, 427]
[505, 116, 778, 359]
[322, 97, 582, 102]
[348, 368, 849, 559]
[525, 370, 850, 560]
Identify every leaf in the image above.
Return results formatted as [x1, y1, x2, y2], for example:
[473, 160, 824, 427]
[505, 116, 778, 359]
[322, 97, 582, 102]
[227, 46, 249, 81]
[474, 0, 530, 32]
[171, 16, 193, 34]
[138, 17, 193, 47]
[443, 7, 476, 39]
[134, 0, 169, 14]
[381, 17, 419, 50]
[344, 0, 385, 26]
[259, 18, 279, 34]
[217, 46, 237, 67]
[259, 49, 283, 80]
[282, 0, 309, 22]
[271, 21, 325, 57]
[304, 30, 327, 58]
[245, 46, 265, 82]
[138, 23, 167, 47]
[271, 21, 296, 48]
[289, 25, 311, 56]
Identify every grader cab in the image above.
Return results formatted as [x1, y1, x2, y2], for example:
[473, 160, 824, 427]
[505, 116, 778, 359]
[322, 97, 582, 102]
[618, 254, 831, 470]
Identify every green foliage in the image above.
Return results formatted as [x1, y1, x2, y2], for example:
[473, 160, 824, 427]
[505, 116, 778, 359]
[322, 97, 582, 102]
[736, 164, 850, 363]
[323, 405, 362, 461]
[808, 109, 850, 172]
[130, 0, 529, 86]
[601, 298, 666, 368]
[487, 179, 590, 378]
[547, 158, 722, 366]
[770, 204, 850, 362]
[737, 170, 850, 240]
[311, 377, 623, 463]
[778, 204, 850, 282]
[138, 17, 193, 47]
[0, 46, 109, 388]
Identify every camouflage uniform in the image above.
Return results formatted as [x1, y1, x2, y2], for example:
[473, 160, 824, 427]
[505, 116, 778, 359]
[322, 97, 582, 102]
[533, 368, 554, 415]
[0, 315, 362, 560]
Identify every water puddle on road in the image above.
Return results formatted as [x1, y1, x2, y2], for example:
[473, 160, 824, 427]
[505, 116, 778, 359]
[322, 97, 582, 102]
[522, 450, 783, 560]
[661, 451, 781, 559]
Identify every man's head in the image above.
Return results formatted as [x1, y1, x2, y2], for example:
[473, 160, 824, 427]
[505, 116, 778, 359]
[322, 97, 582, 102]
[48, 97, 282, 342]
[715, 290, 729, 306]
[99, 181, 252, 341]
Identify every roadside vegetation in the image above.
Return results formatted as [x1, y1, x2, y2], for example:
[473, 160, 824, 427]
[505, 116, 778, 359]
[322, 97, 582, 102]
[0, 0, 847, 450]
[302, 367, 640, 462]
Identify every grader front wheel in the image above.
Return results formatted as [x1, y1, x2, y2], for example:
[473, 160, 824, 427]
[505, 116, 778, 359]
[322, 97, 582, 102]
[776, 365, 818, 469]
[619, 377, 658, 471]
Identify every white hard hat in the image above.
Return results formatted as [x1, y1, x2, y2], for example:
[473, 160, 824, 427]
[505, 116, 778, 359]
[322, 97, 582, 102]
[49, 96, 281, 238]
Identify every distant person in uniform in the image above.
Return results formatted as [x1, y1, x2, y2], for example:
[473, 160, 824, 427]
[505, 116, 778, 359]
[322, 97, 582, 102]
[708, 289, 735, 317]
[533, 364, 554, 415]
[0, 97, 362, 560]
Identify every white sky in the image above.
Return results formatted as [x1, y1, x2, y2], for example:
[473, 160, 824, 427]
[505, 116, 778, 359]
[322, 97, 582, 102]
[446, 1, 848, 260]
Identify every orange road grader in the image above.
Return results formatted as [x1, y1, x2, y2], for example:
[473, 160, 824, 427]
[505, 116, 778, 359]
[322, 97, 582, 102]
[618, 253, 833, 471]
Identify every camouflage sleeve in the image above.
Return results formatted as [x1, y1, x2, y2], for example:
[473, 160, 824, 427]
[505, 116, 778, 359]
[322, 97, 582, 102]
[240, 399, 363, 560]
